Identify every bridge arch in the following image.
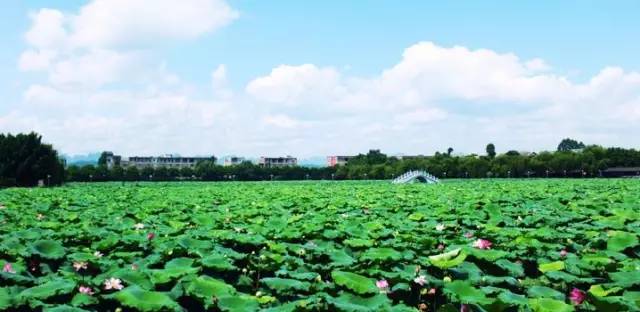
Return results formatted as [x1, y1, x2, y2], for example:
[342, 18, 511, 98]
[392, 170, 439, 184]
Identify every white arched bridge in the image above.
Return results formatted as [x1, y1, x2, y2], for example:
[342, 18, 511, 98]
[392, 170, 439, 184]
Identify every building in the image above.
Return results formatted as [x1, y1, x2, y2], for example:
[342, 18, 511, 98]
[259, 156, 297, 167]
[106, 153, 216, 169]
[602, 167, 640, 178]
[327, 156, 354, 167]
[223, 156, 245, 166]
[103, 152, 121, 169]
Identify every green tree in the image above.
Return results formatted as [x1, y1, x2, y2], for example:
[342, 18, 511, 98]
[486, 143, 496, 159]
[0, 132, 65, 187]
[557, 138, 585, 151]
[97, 152, 108, 166]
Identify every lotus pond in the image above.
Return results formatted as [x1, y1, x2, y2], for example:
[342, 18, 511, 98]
[1, 180, 639, 311]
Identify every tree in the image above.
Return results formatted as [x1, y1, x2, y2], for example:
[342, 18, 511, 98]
[0, 132, 65, 187]
[447, 147, 454, 156]
[557, 138, 585, 152]
[486, 143, 496, 159]
[97, 152, 108, 166]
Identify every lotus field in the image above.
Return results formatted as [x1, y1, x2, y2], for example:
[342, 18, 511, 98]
[1, 180, 640, 312]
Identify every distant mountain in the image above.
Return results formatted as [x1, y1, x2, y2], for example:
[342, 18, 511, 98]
[298, 156, 327, 168]
[62, 153, 100, 165]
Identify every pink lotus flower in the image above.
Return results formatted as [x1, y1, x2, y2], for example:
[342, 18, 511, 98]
[460, 304, 470, 312]
[560, 249, 568, 257]
[437, 244, 445, 250]
[147, 232, 155, 241]
[73, 261, 88, 271]
[570, 288, 586, 305]
[2, 262, 15, 274]
[464, 232, 474, 238]
[472, 239, 492, 249]
[414, 275, 427, 286]
[104, 277, 124, 290]
[79, 285, 94, 295]
[428, 288, 437, 295]
[376, 279, 389, 293]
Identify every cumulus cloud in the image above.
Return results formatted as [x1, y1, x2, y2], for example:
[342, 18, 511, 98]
[70, 0, 238, 48]
[243, 42, 640, 154]
[4, 1, 640, 159]
[246, 64, 344, 106]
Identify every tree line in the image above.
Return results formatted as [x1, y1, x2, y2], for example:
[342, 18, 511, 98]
[334, 143, 640, 180]
[2, 132, 640, 186]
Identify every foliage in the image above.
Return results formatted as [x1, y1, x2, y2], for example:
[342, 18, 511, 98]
[1, 180, 639, 311]
[0, 132, 65, 187]
[66, 143, 640, 183]
[558, 138, 586, 152]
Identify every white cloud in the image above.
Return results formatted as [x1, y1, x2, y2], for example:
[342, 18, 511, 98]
[49, 49, 144, 88]
[70, 0, 238, 48]
[6, 2, 640, 162]
[211, 64, 233, 100]
[18, 49, 57, 71]
[262, 114, 304, 129]
[25, 9, 68, 49]
[246, 64, 344, 106]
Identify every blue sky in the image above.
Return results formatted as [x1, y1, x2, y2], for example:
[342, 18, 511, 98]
[1, 1, 639, 157]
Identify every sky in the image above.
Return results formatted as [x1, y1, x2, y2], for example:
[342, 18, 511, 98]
[1, 0, 639, 158]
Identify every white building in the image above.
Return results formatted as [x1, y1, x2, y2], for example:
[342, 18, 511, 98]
[106, 153, 216, 169]
[259, 156, 297, 167]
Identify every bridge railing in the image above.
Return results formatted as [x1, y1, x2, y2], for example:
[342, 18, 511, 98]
[392, 170, 439, 184]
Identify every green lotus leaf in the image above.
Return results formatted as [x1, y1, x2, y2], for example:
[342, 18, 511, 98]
[326, 293, 392, 312]
[0, 287, 13, 310]
[17, 279, 76, 302]
[623, 291, 640, 308]
[178, 237, 213, 250]
[465, 248, 507, 261]
[607, 231, 638, 251]
[30, 240, 66, 259]
[343, 238, 374, 248]
[217, 295, 260, 312]
[261, 277, 311, 293]
[43, 305, 91, 312]
[113, 286, 182, 312]
[150, 257, 199, 284]
[497, 290, 528, 306]
[328, 250, 355, 267]
[589, 284, 622, 297]
[186, 275, 236, 303]
[112, 269, 154, 290]
[539, 261, 565, 273]
[428, 248, 467, 269]
[527, 286, 565, 300]
[70, 293, 98, 307]
[494, 259, 524, 277]
[443, 281, 493, 305]
[408, 212, 425, 221]
[360, 247, 403, 262]
[610, 270, 640, 287]
[331, 271, 378, 295]
[201, 254, 235, 271]
[528, 298, 574, 312]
